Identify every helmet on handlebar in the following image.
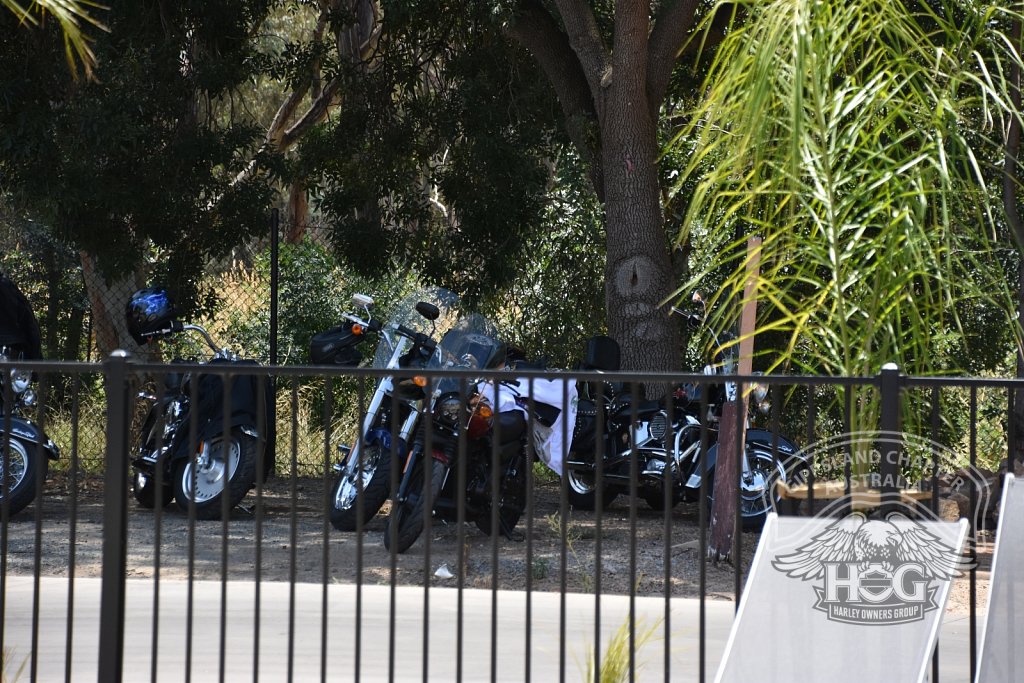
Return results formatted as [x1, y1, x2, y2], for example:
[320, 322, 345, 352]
[126, 288, 178, 345]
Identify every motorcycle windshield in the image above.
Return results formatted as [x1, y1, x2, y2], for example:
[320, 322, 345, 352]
[429, 314, 506, 374]
[370, 286, 461, 369]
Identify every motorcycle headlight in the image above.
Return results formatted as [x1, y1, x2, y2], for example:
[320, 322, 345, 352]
[435, 396, 463, 425]
[10, 368, 31, 394]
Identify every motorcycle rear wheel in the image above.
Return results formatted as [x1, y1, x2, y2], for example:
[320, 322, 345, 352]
[474, 452, 527, 537]
[173, 429, 257, 520]
[0, 436, 46, 516]
[564, 467, 617, 510]
[329, 442, 394, 531]
[384, 458, 446, 553]
[705, 448, 786, 531]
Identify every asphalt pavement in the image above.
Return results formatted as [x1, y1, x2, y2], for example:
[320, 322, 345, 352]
[2, 576, 976, 681]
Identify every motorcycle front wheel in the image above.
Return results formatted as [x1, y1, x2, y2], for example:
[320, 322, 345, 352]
[383, 458, 446, 553]
[133, 468, 173, 509]
[705, 447, 787, 531]
[329, 442, 394, 531]
[173, 428, 257, 520]
[564, 467, 618, 510]
[0, 436, 46, 516]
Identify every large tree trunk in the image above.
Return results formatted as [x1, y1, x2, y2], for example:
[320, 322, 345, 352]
[79, 252, 151, 359]
[600, 99, 678, 379]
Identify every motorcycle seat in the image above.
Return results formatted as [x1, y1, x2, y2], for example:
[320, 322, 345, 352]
[609, 394, 661, 419]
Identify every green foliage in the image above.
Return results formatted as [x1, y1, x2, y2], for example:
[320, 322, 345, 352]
[296, 0, 562, 303]
[0, 0, 277, 284]
[488, 148, 607, 368]
[674, 0, 1024, 452]
[581, 615, 663, 683]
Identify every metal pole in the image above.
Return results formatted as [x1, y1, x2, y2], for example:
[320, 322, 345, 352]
[98, 350, 131, 682]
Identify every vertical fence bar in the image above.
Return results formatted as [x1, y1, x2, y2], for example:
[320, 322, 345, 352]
[969, 386, 978, 678]
[65, 373, 81, 683]
[930, 385, 941, 683]
[878, 364, 901, 515]
[320, 376, 333, 683]
[98, 350, 131, 683]
[269, 209, 280, 368]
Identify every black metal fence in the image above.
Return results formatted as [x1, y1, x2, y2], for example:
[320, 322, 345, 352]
[0, 357, 1010, 681]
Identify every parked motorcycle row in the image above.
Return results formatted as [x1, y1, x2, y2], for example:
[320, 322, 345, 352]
[1, 285, 807, 543]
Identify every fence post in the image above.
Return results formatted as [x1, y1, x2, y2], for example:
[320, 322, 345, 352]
[878, 362, 902, 514]
[270, 208, 280, 367]
[98, 350, 131, 682]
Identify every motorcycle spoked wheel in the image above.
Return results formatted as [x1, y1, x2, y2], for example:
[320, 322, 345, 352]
[132, 468, 174, 509]
[564, 467, 618, 510]
[0, 436, 46, 516]
[474, 453, 527, 538]
[173, 428, 257, 520]
[705, 448, 787, 531]
[329, 442, 394, 531]
[383, 458, 446, 553]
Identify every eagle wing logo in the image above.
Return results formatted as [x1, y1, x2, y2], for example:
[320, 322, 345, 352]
[772, 511, 964, 581]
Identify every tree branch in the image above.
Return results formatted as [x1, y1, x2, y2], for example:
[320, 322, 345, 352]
[647, 1, 735, 114]
[506, 0, 605, 201]
[552, 0, 610, 104]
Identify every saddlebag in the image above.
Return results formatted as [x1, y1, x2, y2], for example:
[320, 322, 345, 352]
[310, 323, 363, 366]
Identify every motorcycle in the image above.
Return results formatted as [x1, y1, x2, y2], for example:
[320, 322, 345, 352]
[315, 288, 459, 531]
[0, 348, 59, 516]
[383, 314, 528, 553]
[563, 305, 805, 530]
[127, 288, 272, 520]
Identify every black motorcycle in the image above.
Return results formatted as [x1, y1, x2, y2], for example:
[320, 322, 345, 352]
[383, 314, 528, 553]
[127, 288, 271, 520]
[564, 310, 805, 530]
[0, 348, 59, 516]
[312, 288, 459, 531]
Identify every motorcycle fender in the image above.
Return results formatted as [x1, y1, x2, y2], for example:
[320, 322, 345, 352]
[170, 415, 264, 463]
[0, 417, 60, 460]
[363, 428, 407, 460]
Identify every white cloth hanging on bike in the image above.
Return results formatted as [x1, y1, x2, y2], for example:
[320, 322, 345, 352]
[478, 378, 577, 476]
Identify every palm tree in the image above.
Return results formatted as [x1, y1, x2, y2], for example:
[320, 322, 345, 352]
[3, 0, 107, 79]
[673, 0, 1024, 486]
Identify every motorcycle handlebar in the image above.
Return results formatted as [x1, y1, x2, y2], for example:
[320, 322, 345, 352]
[395, 324, 438, 352]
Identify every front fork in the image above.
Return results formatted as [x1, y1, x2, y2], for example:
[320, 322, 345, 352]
[339, 384, 420, 477]
[395, 440, 451, 505]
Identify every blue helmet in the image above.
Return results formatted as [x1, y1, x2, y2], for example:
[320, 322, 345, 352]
[126, 288, 177, 345]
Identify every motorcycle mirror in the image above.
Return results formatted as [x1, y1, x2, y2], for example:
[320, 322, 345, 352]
[692, 292, 703, 303]
[352, 293, 374, 308]
[415, 301, 440, 321]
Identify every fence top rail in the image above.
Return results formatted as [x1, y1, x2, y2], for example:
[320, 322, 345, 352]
[9, 354, 1024, 390]
[122, 360, 887, 386]
[0, 359, 102, 373]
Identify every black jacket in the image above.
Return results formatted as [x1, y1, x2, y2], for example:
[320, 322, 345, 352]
[0, 273, 42, 360]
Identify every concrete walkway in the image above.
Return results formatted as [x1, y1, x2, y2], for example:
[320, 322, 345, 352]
[2, 576, 975, 681]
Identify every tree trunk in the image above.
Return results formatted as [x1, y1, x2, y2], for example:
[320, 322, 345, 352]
[600, 78, 678, 386]
[79, 252, 151, 359]
[1005, 13, 1024, 463]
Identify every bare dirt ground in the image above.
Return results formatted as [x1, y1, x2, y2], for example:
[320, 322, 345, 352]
[1, 473, 989, 616]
